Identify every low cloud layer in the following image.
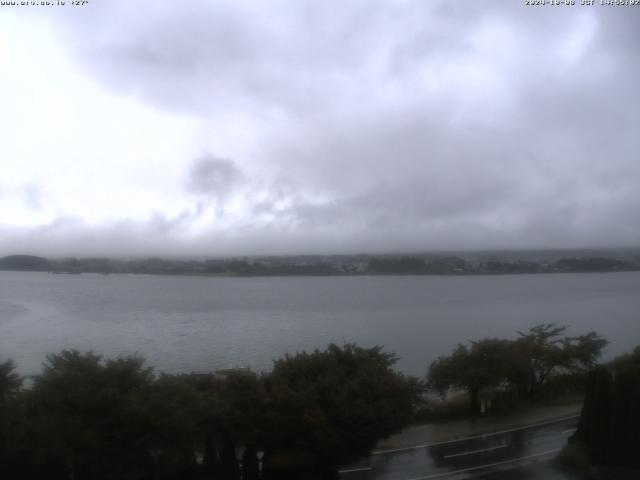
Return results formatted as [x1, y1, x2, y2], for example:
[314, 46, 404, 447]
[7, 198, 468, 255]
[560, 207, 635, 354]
[0, 1, 638, 256]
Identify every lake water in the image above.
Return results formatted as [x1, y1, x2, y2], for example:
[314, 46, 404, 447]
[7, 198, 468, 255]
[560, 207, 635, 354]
[1, 271, 639, 377]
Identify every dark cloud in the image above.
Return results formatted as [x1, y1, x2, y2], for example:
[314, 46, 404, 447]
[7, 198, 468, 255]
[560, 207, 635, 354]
[186, 154, 243, 200]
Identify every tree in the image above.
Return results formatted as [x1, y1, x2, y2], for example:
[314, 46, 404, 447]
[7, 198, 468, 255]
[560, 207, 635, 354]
[0, 359, 22, 401]
[20, 353, 217, 479]
[208, 369, 266, 447]
[29, 351, 200, 480]
[0, 344, 418, 479]
[241, 445, 260, 480]
[511, 324, 607, 398]
[144, 373, 204, 478]
[218, 434, 240, 480]
[0, 360, 24, 475]
[191, 368, 266, 479]
[260, 343, 418, 477]
[427, 325, 608, 415]
[572, 346, 640, 468]
[202, 429, 218, 476]
[428, 339, 512, 416]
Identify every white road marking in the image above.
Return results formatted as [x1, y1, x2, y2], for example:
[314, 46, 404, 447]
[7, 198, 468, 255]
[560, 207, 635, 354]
[338, 466, 373, 474]
[442, 443, 508, 459]
[404, 448, 561, 480]
[561, 428, 576, 435]
[372, 414, 579, 455]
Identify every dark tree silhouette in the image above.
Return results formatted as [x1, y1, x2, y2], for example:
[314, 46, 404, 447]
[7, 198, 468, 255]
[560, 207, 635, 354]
[572, 347, 640, 468]
[218, 434, 240, 480]
[260, 343, 417, 476]
[241, 445, 260, 480]
[202, 429, 218, 476]
[0, 343, 418, 479]
[0, 359, 22, 401]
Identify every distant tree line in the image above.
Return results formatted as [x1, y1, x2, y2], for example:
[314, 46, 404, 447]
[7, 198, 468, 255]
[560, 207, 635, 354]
[555, 257, 632, 273]
[1, 254, 639, 276]
[0, 344, 418, 480]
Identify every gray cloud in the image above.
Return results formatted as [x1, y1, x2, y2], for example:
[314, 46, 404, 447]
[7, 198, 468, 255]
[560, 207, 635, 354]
[5, 1, 639, 255]
[20, 184, 45, 211]
[186, 154, 243, 200]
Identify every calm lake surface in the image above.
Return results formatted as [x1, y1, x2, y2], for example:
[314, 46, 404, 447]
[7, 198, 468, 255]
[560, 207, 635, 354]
[1, 271, 639, 377]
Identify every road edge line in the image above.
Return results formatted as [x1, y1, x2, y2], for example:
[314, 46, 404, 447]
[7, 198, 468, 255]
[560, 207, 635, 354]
[405, 448, 561, 480]
[372, 414, 579, 455]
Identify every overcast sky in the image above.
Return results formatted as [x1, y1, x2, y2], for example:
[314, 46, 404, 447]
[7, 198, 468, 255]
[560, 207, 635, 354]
[0, 1, 638, 257]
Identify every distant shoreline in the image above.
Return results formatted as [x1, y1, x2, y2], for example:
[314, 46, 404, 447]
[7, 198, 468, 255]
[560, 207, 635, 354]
[1, 251, 639, 279]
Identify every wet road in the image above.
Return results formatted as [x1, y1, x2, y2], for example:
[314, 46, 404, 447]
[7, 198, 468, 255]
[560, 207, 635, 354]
[339, 416, 579, 479]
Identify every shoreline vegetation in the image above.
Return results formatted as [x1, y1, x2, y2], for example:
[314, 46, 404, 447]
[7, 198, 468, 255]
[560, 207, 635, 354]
[1, 344, 416, 480]
[1, 249, 640, 277]
[2, 324, 635, 479]
[555, 346, 640, 479]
